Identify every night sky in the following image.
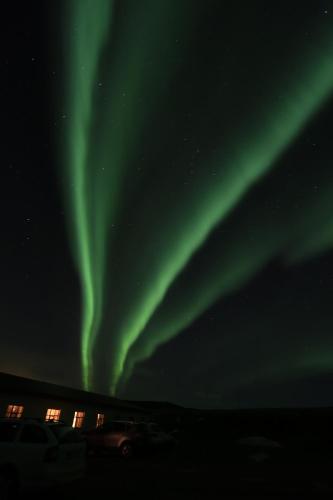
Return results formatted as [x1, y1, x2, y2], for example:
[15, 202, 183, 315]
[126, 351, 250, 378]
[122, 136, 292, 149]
[2, 0, 333, 409]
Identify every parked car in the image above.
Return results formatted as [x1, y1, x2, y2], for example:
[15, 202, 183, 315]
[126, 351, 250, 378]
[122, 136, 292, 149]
[84, 420, 177, 457]
[227, 434, 333, 492]
[235, 435, 284, 464]
[0, 418, 86, 499]
[136, 422, 178, 451]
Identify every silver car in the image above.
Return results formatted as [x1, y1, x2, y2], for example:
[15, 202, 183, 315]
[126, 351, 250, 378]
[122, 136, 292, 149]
[85, 420, 176, 458]
[0, 418, 86, 499]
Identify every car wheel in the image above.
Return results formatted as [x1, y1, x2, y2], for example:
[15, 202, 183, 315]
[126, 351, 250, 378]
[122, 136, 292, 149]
[120, 441, 133, 458]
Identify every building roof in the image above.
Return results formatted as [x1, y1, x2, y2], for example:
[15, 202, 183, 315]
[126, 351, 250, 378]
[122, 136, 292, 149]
[0, 371, 148, 414]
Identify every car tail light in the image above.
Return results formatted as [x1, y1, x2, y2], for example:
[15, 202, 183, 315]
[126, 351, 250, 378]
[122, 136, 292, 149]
[44, 445, 59, 462]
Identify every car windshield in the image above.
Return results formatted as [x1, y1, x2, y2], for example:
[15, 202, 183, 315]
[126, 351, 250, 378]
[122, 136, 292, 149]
[0, 421, 21, 442]
[48, 425, 83, 443]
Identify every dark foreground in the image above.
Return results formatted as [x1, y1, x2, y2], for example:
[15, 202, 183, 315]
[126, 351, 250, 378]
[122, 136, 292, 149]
[32, 445, 333, 499]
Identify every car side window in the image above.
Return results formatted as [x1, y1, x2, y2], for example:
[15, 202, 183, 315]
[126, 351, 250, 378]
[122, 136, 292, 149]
[111, 423, 126, 432]
[99, 424, 113, 434]
[20, 424, 48, 443]
[0, 422, 21, 442]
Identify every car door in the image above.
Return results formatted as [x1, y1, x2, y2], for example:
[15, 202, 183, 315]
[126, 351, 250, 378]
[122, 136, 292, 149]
[103, 422, 128, 448]
[17, 423, 50, 486]
[92, 425, 107, 448]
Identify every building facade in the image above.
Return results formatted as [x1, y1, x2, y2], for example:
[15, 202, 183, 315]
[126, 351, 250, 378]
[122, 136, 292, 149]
[0, 372, 149, 429]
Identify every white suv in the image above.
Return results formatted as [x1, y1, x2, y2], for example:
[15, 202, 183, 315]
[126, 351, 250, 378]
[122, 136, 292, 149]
[0, 418, 86, 498]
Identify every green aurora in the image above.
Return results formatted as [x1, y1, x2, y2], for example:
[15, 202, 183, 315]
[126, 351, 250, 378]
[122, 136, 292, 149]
[62, 0, 113, 390]
[62, 1, 333, 394]
[63, 0, 200, 390]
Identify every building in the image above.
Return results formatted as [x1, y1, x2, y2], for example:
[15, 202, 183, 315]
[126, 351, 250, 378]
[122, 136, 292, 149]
[0, 371, 149, 429]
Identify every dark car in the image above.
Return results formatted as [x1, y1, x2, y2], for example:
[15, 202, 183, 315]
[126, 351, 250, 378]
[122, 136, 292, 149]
[84, 420, 177, 457]
[224, 433, 333, 493]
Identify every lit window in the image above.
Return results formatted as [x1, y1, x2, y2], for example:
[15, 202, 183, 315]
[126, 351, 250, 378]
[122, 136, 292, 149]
[72, 411, 85, 428]
[5, 405, 24, 419]
[45, 408, 61, 422]
[96, 413, 104, 427]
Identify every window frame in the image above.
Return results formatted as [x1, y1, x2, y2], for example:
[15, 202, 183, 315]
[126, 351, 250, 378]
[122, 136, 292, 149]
[45, 408, 61, 422]
[5, 404, 24, 419]
[72, 411, 85, 428]
[96, 413, 105, 428]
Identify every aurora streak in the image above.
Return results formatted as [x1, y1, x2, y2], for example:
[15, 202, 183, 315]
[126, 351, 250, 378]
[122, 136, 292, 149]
[61, 1, 333, 395]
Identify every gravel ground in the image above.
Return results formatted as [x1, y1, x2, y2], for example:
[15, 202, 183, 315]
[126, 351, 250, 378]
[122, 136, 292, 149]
[30, 446, 333, 499]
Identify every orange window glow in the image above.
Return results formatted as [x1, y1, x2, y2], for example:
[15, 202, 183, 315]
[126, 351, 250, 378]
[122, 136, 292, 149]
[72, 411, 85, 428]
[45, 408, 61, 422]
[96, 413, 104, 427]
[5, 405, 24, 418]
